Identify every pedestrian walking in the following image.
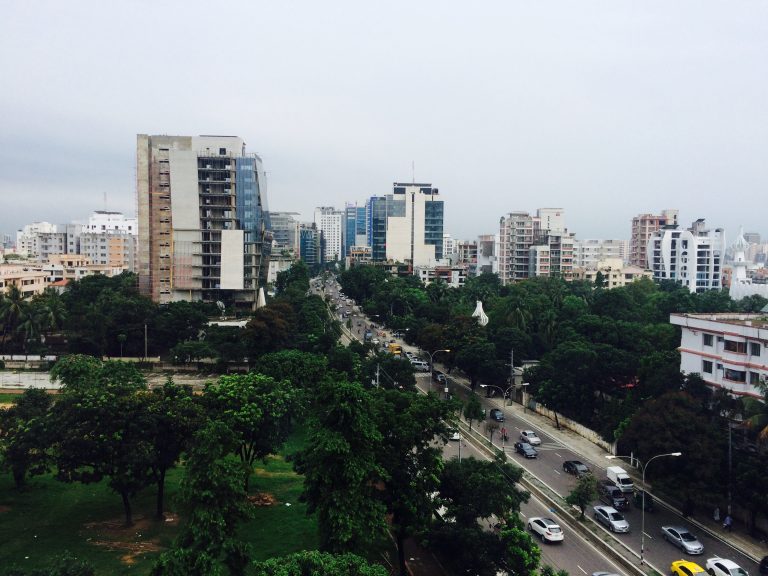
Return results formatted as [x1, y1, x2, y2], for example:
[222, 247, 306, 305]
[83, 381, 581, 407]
[723, 514, 733, 532]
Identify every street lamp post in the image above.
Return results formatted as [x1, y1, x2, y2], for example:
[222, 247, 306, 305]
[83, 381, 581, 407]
[426, 349, 451, 392]
[607, 451, 682, 565]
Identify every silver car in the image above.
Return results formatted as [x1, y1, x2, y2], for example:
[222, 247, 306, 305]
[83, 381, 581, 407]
[593, 505, 629, 533]
[661, 525, 704, 555]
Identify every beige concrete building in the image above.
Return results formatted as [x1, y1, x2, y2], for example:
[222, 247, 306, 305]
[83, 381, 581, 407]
[629, 209, 678, 268]
[572, 258, 651, 289]
[137, 134, 270, 309]
[0, 264, 49, 297]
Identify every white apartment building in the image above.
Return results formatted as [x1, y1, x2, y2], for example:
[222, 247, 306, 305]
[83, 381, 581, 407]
[670, 313, 768, 398]
[476, 234, 498, 276]
[647, 218, 725, 293]
[442, 233, 456, 262]
[385, 183, 444, 268]
[16, 222, 57, 258]
[498, 209, 572, 284]
[314, 207, 343, 263]
[572, 239, 629, 269]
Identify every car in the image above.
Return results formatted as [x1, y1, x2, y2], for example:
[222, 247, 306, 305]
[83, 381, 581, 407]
[705, 558, 749, 576]
[432, 370, 446, 382]
[519, 430, 541, 446]
[527, 517, 564, 543]
[411, 360, 430, 372]
[671, 560, 706, 576]
[662, 526, 705, 555]
[489, 408, 505, 422]
[598, 480, 629, 510]
[514, 442, 538, 458]
[593, 505, 629, 533]
[448, 428, 461, 441]
[563, 460, 590, 477]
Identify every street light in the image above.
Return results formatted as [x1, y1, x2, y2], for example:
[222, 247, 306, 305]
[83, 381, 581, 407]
[606, 451, 682, 565]
[479, 383, 516, 405]
[426, 349, 451, 392]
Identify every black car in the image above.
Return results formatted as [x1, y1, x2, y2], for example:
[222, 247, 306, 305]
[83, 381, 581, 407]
[562, 460, 590, 477]
[432, 370, 446, 383]
[598, 480, 629, 510]
[489, 408, 505, 422]
[514, 442, 538, 458]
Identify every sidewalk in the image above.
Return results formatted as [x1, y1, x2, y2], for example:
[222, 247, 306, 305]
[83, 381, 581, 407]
[431, 357, 768, 565]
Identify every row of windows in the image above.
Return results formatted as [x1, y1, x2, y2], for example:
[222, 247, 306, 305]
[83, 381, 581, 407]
[702, 333, 761, 356]
[701, 361, 763, 384]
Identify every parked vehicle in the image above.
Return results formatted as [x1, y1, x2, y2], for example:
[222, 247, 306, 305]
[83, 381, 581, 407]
[606, 466, 634, 493]
[661, 525, 704, 555]
[671, 560, 705, 576]
[705, 558, 749, 576]
[519, 430, 541, 446]
[514, 442, 538, 458]
[411, 360, 430, 372]
[593, 505, 629, 533]
[527, 517, 564, 543]
[489, 408, 505, 422]
[563, 460, 590, 477]
[448, 428, 461, 441]
[598, 480, 629, 510]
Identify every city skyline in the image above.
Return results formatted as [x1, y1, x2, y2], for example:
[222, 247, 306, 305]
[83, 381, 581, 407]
[2, 1, 767, 242]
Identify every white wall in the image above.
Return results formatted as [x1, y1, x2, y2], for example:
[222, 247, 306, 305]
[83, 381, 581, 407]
[220, 230, 244, 289]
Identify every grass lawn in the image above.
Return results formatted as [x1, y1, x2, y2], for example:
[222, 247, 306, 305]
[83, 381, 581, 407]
[0, 392, 25, 405]
[0, 430, 319, 575]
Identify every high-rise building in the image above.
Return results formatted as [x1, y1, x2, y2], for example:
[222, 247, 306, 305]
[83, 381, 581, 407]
[385, 183, 444, 267]
[442, 233, 456, 262]
[630, 210, 678, 268]
[476, 234, 498, 276]
[498, 208, 571, 284]
[367, 196, 389, 262]
[299, 224, 320, 267]
[314, 207, 343, 263]
[136, 134, 270, 307]
[267, 211, 301, 253]
[647, 218, 724, 293]
[572, 239, 629, 269]
[344, 203, 367, 256]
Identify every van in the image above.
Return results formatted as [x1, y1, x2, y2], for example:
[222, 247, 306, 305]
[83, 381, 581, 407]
[606, 466, 634, 493]
[411, 360, 430, 372]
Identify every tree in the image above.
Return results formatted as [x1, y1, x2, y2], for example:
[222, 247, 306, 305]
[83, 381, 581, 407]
[50, 358, 153, 526]
[204, 373, 295, 492]
[0, 389, 53, 488]
[146, 379, 204, 519]
[455, 340, 497, 389]
[565, 473, 598, 519]
[293, 377, 387, 553]
[150, 421, 251, 576]
[431, 455, 531, 576]
[252, 551, 387, 576]
[2, 552, 95, 576]
[373, 390, 455, 575]
[463, 393, 485, 431]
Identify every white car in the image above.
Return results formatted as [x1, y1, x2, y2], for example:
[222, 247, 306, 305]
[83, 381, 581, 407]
[527, 517, 564, 543]
[705, 558, 749, 576]
[593, 505, 629, 533]
[519, 430, 541, 446]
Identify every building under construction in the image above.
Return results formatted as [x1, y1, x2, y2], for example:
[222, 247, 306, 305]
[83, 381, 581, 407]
[136, 134, 271, 310]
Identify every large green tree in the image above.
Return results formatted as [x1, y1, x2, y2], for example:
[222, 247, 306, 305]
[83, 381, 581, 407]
[252, 551, 387, 576]
[293, 377, 387, 553]
[204, 373, 295, 492]
[0, 388, 53, 488]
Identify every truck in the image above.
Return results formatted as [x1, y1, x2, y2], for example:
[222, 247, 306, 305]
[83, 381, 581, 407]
[606, 466, 634, 494]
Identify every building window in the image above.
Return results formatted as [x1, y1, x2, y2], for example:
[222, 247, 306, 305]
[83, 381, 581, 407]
[703, 334, 714, 346]
[702, 360, 713, 374]
[724, 369, 746, 383]
[219, 148, 227, 155]
[749, 372, 761, 385]
[749, 342, 761, 356]
[724, 340, 746, 354]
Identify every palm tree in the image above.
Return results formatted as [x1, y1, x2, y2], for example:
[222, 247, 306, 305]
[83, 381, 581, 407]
[35, 288, 67, 337]
[16, 305, 41, 353]
[743, 378, 768, 447]
[0, 286, 28, 352]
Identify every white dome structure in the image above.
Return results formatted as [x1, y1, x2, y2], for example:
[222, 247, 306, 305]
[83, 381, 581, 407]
[472, 300, 489, 326]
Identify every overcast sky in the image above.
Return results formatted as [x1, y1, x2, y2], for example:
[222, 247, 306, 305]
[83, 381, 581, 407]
[1, 1, 766, 244]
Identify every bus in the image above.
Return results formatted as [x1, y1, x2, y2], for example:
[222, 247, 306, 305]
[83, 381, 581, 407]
[387, 343, 403, 356]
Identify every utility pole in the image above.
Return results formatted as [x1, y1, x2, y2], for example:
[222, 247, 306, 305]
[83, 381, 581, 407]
[376, 364, 380, 389]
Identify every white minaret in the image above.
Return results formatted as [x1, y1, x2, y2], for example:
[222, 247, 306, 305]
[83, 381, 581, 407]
[732, 226, 749, 283]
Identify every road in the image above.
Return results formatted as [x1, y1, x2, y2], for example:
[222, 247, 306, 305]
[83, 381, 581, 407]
[434, 372, 760, 575]
[322, 274, 760, 575]
[442, 420, 626, 576]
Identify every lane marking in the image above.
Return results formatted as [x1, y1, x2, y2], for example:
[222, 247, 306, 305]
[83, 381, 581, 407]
[577, 565, 587, 574]
[553, 468, 562, 475]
